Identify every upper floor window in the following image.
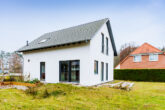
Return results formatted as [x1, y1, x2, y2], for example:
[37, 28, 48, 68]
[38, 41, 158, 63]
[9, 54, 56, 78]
[106, 37, 108, 55]
[149, 54, 158, 61]
[101, 33, 104, 53]
[134, 55, 141, 62]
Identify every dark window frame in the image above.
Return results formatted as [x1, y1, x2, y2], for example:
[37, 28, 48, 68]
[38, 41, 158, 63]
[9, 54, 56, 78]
[94, 60, 98, 74]
[40, 62, 45, 81]
[106, 37, 109, 55]
[101, 62, 104, 81]
[59, 60, 80, 82]
[106, 63, 108, 80]
[101, 33, 104, 53]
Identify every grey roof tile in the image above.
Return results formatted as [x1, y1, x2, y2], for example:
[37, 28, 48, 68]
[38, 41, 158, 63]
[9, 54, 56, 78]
[17, 18, 117, 56]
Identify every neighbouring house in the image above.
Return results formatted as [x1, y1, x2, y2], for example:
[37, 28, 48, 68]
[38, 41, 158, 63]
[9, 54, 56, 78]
[115, 43, 165, 69]
[18, 18, 117, 86]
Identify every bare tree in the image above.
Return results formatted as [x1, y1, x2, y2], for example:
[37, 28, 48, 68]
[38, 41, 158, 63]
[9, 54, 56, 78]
[161, 46, 165, 52]
[0, 51, 5, 73]
[114, 55, 120, 67]
[9, 52, 23, 73]
[120, 42, 138, 62]
[0, 59, 2, 72]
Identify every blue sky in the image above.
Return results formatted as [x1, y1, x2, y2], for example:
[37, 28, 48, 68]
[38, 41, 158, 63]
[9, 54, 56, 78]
[0, 0, 165, 52]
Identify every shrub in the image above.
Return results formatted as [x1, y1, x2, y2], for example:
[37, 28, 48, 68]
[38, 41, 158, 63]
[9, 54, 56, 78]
[25, 87, 38, 96]
[14, 76, 24, 82]
[51, 90, 66, 96]
[31, 78, 40, 83]
[25, 84, 68, 98]
[41, 88, 65, 98]
[114, 69, 165, 82]
[42, 89, 50, 98]
[4, 76, 11, 81]
[3, 76, 23, 82]
[25, 78, 40, 84]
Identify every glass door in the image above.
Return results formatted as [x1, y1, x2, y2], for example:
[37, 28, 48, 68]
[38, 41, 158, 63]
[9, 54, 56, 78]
[60, 60, 80, 82]
[60, 61, 69, 82]
[71, 60, 80, 82]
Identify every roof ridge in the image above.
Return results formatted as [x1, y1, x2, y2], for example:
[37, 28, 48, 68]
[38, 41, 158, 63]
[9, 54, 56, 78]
[144, 43, 162, 52]
[44, 18, 109, 35]
[130, 43, 162, 55]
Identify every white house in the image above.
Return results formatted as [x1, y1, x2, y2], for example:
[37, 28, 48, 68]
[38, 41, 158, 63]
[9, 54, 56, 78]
[18, 18, 117, 86]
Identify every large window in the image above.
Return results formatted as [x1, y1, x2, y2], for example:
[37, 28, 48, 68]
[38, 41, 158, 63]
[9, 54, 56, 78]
[149, 54, 158, 61]
[101, 33, 104, 53]
[71, 61, 80, 82]
[101, 62, 104, 81]
[94, 61, 98, 74]
[106, 37, 108, 55]
[106, 63, 108, 80]
[60, 61, 69, 81]
[133, 55, 141, 62]
[40, 62, 45, 81]
[60, 60, 80, 82]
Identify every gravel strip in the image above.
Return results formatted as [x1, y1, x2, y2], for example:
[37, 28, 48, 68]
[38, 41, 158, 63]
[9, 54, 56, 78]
[0, 85, 28, 91]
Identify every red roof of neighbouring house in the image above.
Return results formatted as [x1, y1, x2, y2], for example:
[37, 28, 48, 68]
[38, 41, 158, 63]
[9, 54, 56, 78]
[131, 43, 163, 55]
[115, 43, 165, 68]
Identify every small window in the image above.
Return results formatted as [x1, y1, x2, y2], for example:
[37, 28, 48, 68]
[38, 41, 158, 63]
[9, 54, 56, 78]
[149, 54, 158, 61]
[106, 37, 108, 55]
[94, 61, 98, 74]
[101, 33, 104, 53]
[134, 55, 141, 62]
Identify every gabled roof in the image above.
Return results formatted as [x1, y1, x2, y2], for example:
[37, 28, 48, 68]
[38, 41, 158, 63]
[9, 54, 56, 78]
[131, 43, 163, 55]
[17, 18, 117, 56]
[118, 43, 164, 66]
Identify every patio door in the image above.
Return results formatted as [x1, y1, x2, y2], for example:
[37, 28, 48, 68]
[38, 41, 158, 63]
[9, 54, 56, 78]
[60, 60, 80, 82]
[60, 61, 69, 82]
[70, 61, 80, 82]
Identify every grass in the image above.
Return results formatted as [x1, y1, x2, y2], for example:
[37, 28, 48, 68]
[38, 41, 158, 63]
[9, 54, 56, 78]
[0, 81, 165, 110]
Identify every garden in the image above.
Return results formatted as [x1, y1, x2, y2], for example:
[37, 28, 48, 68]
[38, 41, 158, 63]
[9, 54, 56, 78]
[0, 77, 165, 110]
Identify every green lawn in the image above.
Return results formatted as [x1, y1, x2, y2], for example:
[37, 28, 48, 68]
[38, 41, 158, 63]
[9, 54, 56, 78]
[0, 81, 165, 110]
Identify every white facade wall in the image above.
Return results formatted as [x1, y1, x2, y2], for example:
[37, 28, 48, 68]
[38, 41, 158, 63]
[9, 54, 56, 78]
[23, 23, 114, 86]
[88, 23, 114, 85]
[23, 43, 90, 85]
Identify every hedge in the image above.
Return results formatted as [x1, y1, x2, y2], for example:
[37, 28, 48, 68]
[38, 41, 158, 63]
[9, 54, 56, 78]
[114, 69, 165, 82]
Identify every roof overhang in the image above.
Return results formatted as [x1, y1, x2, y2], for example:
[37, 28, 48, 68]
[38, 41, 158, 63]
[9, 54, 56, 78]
[130, 52, 164, 56]
[106, 20, 117, 56]
[17, 39, 90, 52]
